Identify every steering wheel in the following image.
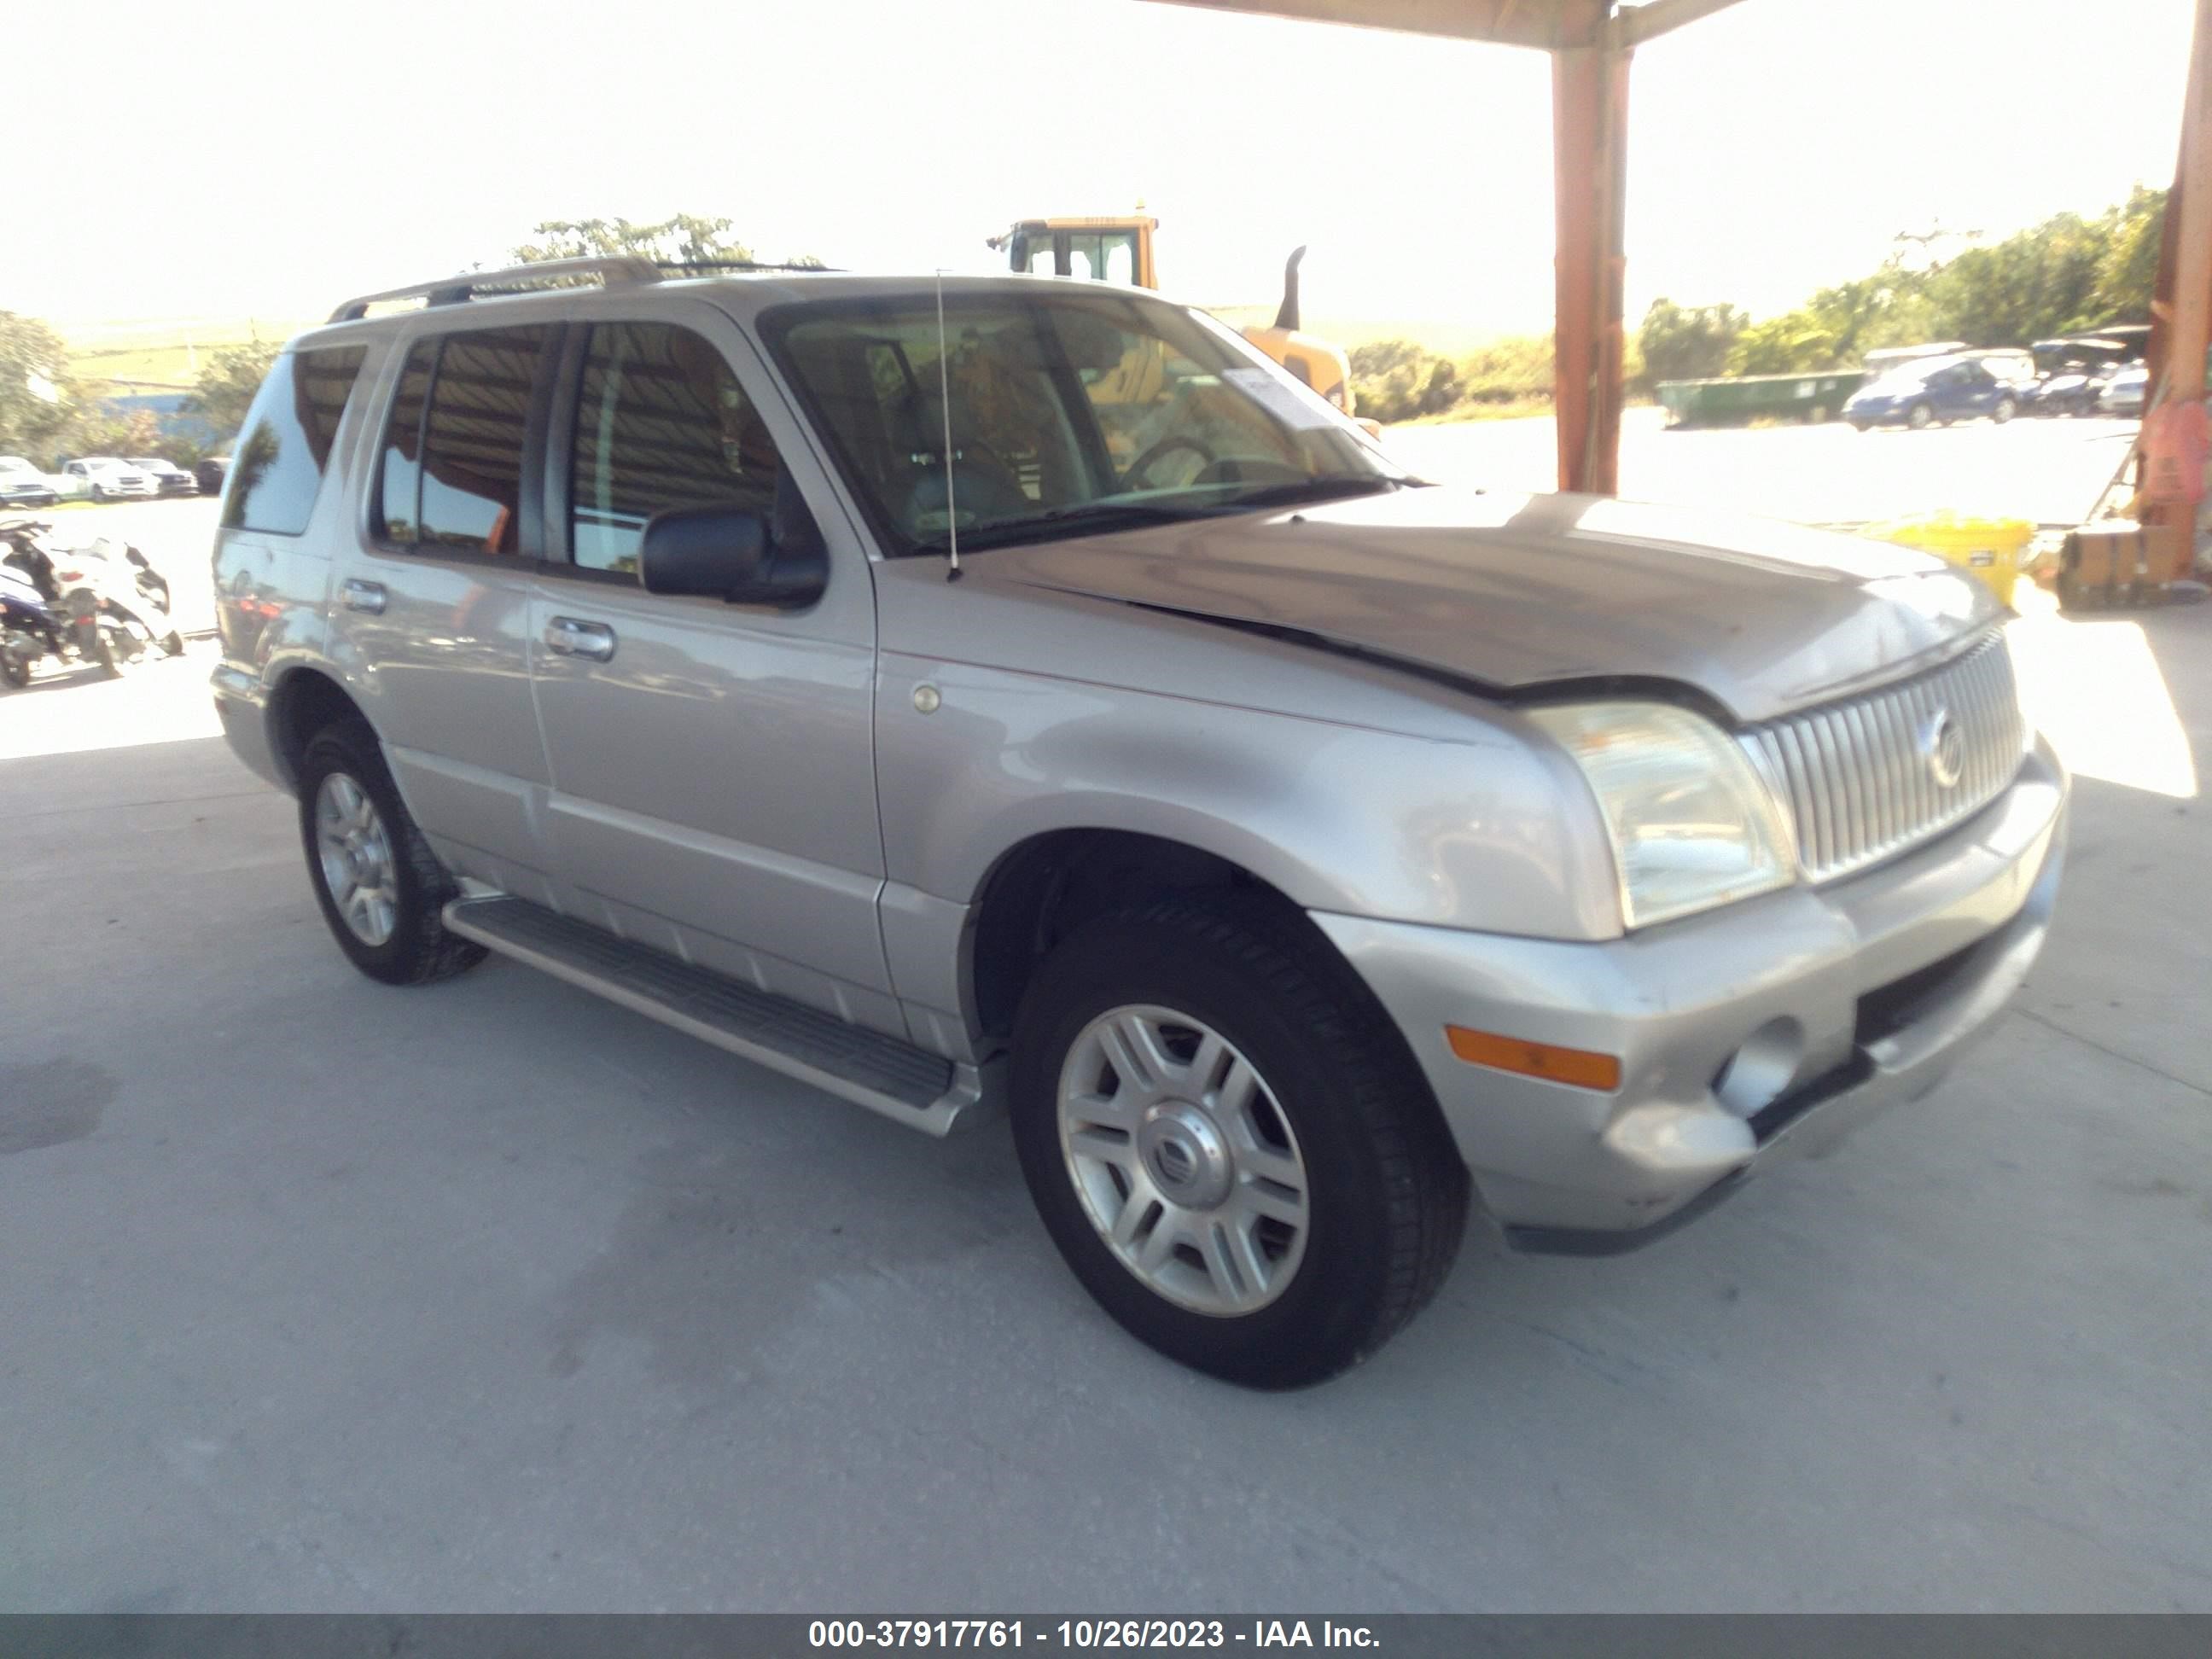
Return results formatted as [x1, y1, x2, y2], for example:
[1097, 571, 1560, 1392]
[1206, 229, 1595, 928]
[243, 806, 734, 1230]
[1122, 434, 1218, 491]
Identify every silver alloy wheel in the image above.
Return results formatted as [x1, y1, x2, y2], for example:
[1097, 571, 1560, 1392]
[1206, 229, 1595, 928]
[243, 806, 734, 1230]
[315, 771, 398, 946]
[1057, 1004, 1311, 1317]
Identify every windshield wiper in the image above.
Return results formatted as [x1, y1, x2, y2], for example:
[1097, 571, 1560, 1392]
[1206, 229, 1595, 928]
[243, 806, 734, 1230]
[910, 499, 1219, 556]
[1204, 474, 1427, 514]
[906, 476, 1431, 557]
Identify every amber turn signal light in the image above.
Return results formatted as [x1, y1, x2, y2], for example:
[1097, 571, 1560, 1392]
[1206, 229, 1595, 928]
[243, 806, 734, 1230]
[1445, 1025, 1622, 1092]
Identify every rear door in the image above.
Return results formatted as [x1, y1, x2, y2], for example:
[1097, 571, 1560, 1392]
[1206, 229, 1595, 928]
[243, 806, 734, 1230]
[212, 339, 374, 684]
[324, 321, 564, 899]
[523, 300, 897, 1029]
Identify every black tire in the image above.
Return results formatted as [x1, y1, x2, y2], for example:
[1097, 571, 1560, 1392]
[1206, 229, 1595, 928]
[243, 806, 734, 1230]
[0, 647, 28, 689]
[1010, 896, 1468, 1388]
[1906, 402, 1934, 430]
[1992, 397, 2017, 424]
[296, 715, 488, 987]
[90, 620, 131, 678]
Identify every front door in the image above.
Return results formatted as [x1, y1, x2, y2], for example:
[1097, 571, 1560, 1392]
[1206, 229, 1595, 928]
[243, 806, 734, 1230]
[327, 321, 562, 897]
[525, 303, 895, 1029]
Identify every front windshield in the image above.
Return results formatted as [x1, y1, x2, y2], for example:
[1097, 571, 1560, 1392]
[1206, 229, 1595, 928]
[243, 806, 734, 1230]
[766, 289, 1408, 556]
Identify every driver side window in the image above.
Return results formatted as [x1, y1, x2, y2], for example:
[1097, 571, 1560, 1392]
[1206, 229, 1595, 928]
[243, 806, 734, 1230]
[569, 323, 785, 575]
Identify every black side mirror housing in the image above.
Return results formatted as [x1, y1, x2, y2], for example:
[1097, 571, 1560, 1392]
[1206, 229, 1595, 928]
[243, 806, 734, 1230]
[637, 501, 826, 608]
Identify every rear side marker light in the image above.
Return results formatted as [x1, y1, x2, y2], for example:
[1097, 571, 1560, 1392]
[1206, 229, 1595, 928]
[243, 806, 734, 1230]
[1445, 1025, 1622, 1092]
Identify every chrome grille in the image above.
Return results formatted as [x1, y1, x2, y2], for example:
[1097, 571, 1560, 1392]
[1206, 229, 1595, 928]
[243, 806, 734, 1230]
[1742, 632, 2026, 883]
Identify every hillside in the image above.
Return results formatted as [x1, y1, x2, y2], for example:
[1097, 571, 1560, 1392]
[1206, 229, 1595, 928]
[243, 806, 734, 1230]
[1203, 306, 1528, 359]
[64, 317, 316, 389]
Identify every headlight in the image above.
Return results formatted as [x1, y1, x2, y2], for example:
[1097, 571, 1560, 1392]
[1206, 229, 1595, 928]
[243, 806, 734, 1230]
[1528, 701, 1796, 930]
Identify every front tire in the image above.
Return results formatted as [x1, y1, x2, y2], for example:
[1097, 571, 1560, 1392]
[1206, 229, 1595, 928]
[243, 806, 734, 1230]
[1906, 402, 1935, 430]
[1992, 397, 2017, 424]
[297, 716, 487, 987]
[1010, 898, 1468, 1388]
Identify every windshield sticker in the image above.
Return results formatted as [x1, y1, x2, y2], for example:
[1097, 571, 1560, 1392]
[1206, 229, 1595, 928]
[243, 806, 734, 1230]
[1220, 367, 1337, 431]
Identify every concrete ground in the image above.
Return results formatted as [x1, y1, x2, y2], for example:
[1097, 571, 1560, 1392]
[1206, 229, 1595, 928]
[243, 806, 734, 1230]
[2, 433, 2208, 1612]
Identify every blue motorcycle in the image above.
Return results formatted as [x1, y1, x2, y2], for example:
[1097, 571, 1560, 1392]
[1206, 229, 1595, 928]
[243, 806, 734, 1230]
[1, 516, 183, 684]
[0, 553, 65, 689]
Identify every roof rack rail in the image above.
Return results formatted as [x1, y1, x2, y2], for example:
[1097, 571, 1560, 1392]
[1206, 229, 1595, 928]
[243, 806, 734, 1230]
[328, 255, 663, 323]
[650, 259, 845, 274]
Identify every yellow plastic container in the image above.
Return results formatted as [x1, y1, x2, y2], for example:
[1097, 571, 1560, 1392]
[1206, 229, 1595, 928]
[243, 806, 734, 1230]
[1866, 512, 2034, 606]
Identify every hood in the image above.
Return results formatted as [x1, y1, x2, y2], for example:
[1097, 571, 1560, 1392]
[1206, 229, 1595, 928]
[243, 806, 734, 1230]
[977, 486, 2000, 725]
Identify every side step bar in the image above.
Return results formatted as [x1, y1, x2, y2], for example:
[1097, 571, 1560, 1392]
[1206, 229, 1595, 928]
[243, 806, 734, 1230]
[441, 895, 988, 1136]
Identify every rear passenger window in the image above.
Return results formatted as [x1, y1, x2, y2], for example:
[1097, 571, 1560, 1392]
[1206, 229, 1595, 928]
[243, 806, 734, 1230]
[570, 323, 783, 573]
[376, 325, 553, 554]
[221, 345, 368, 535]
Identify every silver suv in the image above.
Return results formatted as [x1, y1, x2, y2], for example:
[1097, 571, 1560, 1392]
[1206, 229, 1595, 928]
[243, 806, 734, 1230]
[210, 257, 2067, 1387]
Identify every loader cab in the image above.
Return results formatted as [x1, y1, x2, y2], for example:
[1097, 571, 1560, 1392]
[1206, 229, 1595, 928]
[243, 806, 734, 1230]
[994, 218, 1158, 290]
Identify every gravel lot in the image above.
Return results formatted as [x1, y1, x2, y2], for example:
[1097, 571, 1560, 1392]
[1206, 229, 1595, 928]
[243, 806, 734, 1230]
[3, 422, 2208, 1612]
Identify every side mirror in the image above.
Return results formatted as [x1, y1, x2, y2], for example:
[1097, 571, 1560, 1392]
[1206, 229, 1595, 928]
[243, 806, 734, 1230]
[637, 504, 825, 609]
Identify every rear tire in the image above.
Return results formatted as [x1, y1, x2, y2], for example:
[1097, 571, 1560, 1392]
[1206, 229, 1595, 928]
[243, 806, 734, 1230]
[1010, 897, 1468, 1388]
[296, 716, 488, 987]
[90, 620, 142, 678]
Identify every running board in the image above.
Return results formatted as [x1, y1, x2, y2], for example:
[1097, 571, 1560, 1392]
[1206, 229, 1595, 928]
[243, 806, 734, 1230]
[441, 895, 987, 1136]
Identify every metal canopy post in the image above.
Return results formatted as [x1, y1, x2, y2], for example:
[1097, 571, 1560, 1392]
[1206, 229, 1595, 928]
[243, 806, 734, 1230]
[2140, 0, 2212, 582]
[1144, 0, 1750, 498]
[1551, 16, 1630, 495]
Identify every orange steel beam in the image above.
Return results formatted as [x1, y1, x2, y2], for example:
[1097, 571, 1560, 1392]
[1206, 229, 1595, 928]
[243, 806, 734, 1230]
[1553, 35, 1631, 493]
[2139, 0, 2212, 583]
[1154, 0, 1586, 49]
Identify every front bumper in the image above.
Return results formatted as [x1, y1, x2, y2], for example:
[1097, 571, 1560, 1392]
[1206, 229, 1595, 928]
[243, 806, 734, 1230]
[1314, 738, 2067, 1249]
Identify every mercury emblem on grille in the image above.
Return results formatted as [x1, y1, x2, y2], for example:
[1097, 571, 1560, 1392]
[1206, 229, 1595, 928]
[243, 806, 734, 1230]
[1922, 709, 1965, 789]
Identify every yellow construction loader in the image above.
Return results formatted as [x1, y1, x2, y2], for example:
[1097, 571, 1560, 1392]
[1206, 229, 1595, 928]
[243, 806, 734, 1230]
[988, 215, 1361, 418]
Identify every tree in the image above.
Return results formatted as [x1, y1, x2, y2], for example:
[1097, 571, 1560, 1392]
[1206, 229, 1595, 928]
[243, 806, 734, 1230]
[2079, 184, 2166, 329]
[59, 406, 166, 463]
[0, 311, 79, 459]
[1925, 212, 2104, 346]
[508, 214, 823, 271]
[184, 341, 282, 445]
[1348, 340, 1462, 422]
[1637, 300, 1746, 387]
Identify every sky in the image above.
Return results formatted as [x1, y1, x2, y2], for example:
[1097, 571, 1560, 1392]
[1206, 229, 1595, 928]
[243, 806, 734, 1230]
[11, 0, 2196, 341]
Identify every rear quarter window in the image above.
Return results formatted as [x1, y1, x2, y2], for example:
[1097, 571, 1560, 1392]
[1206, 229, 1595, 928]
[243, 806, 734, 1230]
[221, 345, 370, 535]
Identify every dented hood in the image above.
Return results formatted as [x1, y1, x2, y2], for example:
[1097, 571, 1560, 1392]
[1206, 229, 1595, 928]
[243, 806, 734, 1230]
[981, 486, 2003, 725]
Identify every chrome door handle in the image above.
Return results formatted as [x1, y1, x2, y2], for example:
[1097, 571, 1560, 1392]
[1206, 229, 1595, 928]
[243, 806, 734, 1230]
[544, 615, 617, 662]
[341, 579, 387, 614]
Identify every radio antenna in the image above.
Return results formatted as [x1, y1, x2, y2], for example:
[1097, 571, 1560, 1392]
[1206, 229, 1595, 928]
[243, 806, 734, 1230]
[934, 269, 962, 581]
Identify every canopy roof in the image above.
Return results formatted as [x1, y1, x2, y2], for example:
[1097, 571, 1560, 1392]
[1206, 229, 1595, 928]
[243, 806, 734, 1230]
[1155, 0, 1740, 50]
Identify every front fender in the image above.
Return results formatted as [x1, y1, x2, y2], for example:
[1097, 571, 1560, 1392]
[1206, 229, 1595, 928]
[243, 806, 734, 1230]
[874, 649, 1621, 945]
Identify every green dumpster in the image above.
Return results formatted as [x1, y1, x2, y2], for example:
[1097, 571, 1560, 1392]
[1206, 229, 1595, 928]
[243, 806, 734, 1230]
[1656, 370, 1869, 428]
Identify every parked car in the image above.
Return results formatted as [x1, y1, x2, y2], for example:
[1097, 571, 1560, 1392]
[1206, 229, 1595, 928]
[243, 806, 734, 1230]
[2100, 364, 2150, 418]
[2020, 366, 2115, 417]
[1845, 355, 2021, 429]
[0, 474, 61, 509]
[127, 457, 201, 498]
[211, 262, 2067, 1387]
[55, 458, 157, 501]
[0, 457, 62, 508]
[194, 455, 230, 496]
